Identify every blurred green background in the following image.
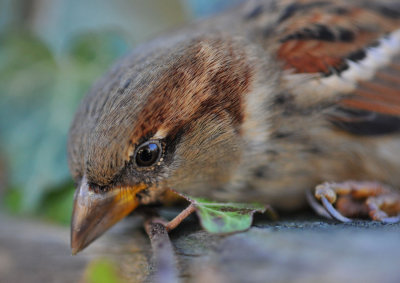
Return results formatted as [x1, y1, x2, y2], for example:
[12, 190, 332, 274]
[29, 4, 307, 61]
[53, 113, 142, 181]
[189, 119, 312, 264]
[0, 0, 243, 225]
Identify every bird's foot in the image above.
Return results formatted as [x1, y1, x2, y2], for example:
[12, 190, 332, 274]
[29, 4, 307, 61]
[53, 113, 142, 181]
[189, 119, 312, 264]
[307, 181, 400, 223]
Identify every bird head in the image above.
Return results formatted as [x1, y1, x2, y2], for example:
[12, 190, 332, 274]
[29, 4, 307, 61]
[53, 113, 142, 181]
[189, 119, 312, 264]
[68, 35, 272, 253]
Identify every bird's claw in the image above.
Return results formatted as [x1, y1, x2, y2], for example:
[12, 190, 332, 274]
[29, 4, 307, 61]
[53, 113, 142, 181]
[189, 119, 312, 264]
[366, 194, 400, 223]
[308, 181, 400, 223]
[320, 196, 352, 222]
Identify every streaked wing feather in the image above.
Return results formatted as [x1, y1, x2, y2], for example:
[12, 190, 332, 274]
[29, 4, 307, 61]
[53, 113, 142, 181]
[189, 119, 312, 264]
[276, 0, 400, 135]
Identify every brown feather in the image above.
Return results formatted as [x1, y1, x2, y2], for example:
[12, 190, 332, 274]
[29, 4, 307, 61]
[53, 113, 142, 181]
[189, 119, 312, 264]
[276, 0, 400, 132]
[338, 52, 400, 118]
[129, 38, 253, 144]
[277, 1, 400, 74]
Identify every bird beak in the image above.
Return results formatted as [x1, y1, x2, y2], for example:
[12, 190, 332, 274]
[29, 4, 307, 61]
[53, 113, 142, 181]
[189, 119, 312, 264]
[70, 177, 146, 254]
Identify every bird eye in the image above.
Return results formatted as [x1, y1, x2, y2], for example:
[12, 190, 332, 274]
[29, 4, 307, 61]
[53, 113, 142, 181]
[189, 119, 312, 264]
[134, 141, 161, 167]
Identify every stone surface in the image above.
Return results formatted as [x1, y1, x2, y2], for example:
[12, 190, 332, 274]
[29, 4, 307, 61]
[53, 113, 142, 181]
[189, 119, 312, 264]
[1, 211, 400, 283]
[0, 214, 88, 283]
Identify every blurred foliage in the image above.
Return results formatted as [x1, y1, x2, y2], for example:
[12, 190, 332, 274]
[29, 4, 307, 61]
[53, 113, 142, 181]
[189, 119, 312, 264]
[38, 183, 75, 225]
[3, 187, 23, 214]
[85, 259, 124, 283]
[0, 29, 129, 214]
[184, 0, 244, 17]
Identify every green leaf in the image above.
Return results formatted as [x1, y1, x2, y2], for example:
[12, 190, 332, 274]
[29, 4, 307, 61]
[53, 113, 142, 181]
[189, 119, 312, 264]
[190, 197, 266, 234]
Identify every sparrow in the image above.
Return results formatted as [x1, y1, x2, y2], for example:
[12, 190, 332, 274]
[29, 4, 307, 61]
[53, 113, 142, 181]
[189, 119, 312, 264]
[68, 0, 400, 254]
